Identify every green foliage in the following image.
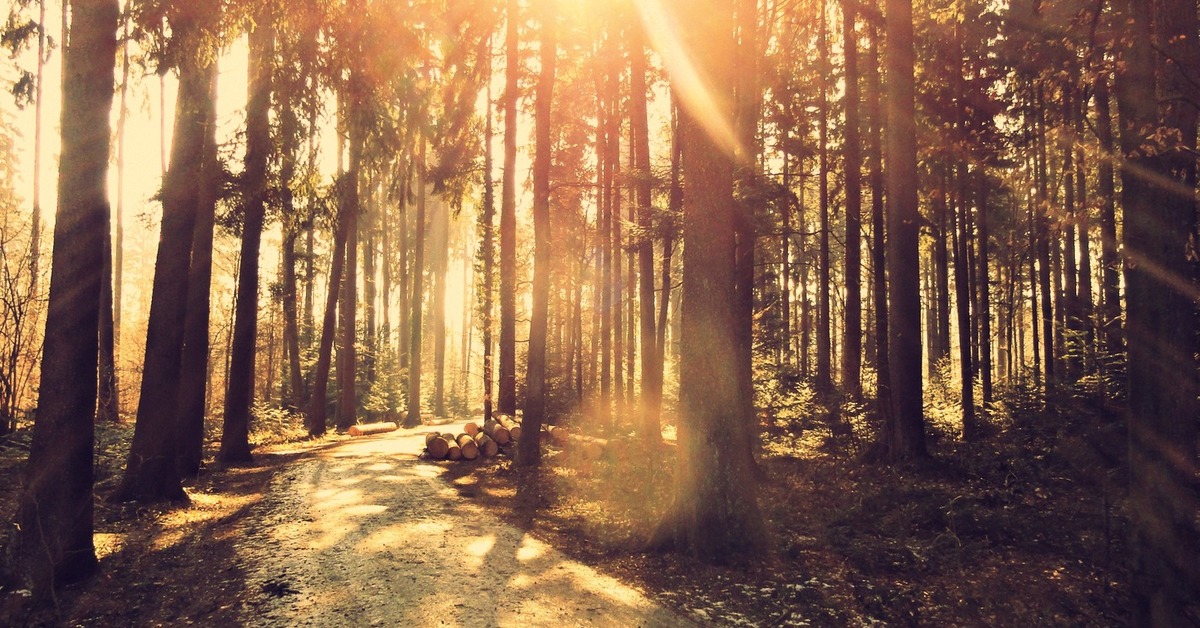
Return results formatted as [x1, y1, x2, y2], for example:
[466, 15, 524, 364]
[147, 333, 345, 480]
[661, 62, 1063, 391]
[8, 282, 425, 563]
[249, 402, 308, 445]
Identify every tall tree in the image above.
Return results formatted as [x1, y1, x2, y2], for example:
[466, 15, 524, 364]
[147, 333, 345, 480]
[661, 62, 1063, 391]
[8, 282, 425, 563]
[16, 0, 118, 594]
[28, 0, 45, 296]
[840, 0, 862, 401]
[479, 40, 496, 422]
[174, 62, 219, 477]
[866, 19, 891, 434]
[650, 0, 766, 561]
[1113, 0, 1200, 621]
[497, 0, 518, 415]
[879, 0, 926, 460]
[629, 8, 659, 441]
[112, 5, 217, 502]
[519, 0, 555, 467]
[307, 202, 350, 436]
[221, 8, 275, 462]
[814, 0, 832, 395]
[404, 144, 427, 428]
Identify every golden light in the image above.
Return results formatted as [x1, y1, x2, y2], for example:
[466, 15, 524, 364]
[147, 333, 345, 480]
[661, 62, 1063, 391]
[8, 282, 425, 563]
[633, 0, 740, 157]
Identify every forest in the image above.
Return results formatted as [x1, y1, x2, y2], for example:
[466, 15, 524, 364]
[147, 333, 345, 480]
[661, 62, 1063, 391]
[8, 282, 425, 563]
[0, 0, 1197, 624]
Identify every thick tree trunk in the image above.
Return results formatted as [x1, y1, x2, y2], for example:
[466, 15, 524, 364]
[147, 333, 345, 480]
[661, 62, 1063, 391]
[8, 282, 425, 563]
[480, 60, 496, 422]
[221, 16, 274, 463]
[174, 62, 218, 477]
[841, 0, 862, 401]
[405, 148, 428, 428]
[498, 0, 519, 416]
[307, 209, 349, 436]
[651, 0, 767, 562]
[630, 18, 660, 441]
[113, 14, 214, 501]
[815, 0, 832, 395]
[520, 0, 555, 467]
[1114, 0, 1200, 622]
[336, 115, 361, 432]
[17, 0, 117, 595]
[866, 21, 891, 432]
[880, 0, 926, 460]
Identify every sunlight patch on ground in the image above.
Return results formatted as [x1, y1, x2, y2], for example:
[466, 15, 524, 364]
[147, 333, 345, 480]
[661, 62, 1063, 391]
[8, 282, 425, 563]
[515, 535, 544, 562]
[313, 487, 364, 510]
[93, 532, 125, 559]
[339, 503, 388, 516]
[466, 534, 497, 558]
[370, 473, 414, 483]
[364, 462, 395, 472]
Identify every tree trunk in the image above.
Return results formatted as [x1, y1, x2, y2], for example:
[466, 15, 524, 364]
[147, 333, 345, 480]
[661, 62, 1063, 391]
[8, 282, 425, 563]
[307, 208, 349, 436]
[337, 105, 361, 433]
[498, 0, 519, 416]
[1094, 70, 1122, 366]
[29, 0, 46, 298]
[480, 53, 496, 422]
[659, 96, 680, 385]
[815, 0, 832, 395]
[1035, 88, 1054, 388]
[281, 220, 304, 409]
[841, 0, 862, 401]
[975, 170, 991, 405]
[866, 20, 891, 433]
[113, 14, 214, 501]
[405, 146, 428, 428]
[221, 14, 273, 463]
[651, 0, 767, 562]
[630, 17, 660, 441]
[880, 0, 926, 460]
[97, 192, 118, 423]
[432, 192, 449, 418]
[520, 0, 555, 467]
[17, 0, 117, 595]
[1114, 0, 1200, 622]
[174, 61, 218, 477]
[953, 166, 976, 439]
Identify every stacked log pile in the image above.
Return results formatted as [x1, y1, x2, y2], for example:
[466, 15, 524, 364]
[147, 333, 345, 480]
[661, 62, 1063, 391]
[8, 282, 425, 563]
[423, 417, 610, 462]
[424, 430, 499, 461]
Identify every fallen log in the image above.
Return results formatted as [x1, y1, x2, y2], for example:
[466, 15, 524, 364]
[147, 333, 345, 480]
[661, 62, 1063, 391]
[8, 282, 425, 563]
[348, 422, 398, 437]
[426, 435, 451, 459]
[474, 432, 499, 458]
[446, 441, 462, 461]
[464, 421, 481, 437]
[542, 424, 571, 447]
[562, 432, 607, 460]
[482, 419, 511, 446]
[457, 435, 480, 460]
[495, 414, 522, 441]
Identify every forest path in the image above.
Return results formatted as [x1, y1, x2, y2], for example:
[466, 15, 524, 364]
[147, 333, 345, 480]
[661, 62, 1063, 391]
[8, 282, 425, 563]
[232, 424, 690, 627]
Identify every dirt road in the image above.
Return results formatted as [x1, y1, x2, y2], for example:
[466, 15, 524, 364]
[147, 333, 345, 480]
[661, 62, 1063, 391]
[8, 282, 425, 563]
[232, 425, 691, 627]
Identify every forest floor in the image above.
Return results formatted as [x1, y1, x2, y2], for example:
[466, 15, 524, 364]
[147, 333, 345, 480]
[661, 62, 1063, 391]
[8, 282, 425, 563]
[0, 392, 1137, 626]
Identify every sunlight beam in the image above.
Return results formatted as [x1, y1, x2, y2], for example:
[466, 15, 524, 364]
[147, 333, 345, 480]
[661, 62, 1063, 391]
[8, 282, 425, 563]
[634, 0, 741, 158]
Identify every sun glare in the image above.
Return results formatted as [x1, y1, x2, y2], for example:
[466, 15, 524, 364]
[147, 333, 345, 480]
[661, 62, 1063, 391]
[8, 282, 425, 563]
[634, 0, 740, 157]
